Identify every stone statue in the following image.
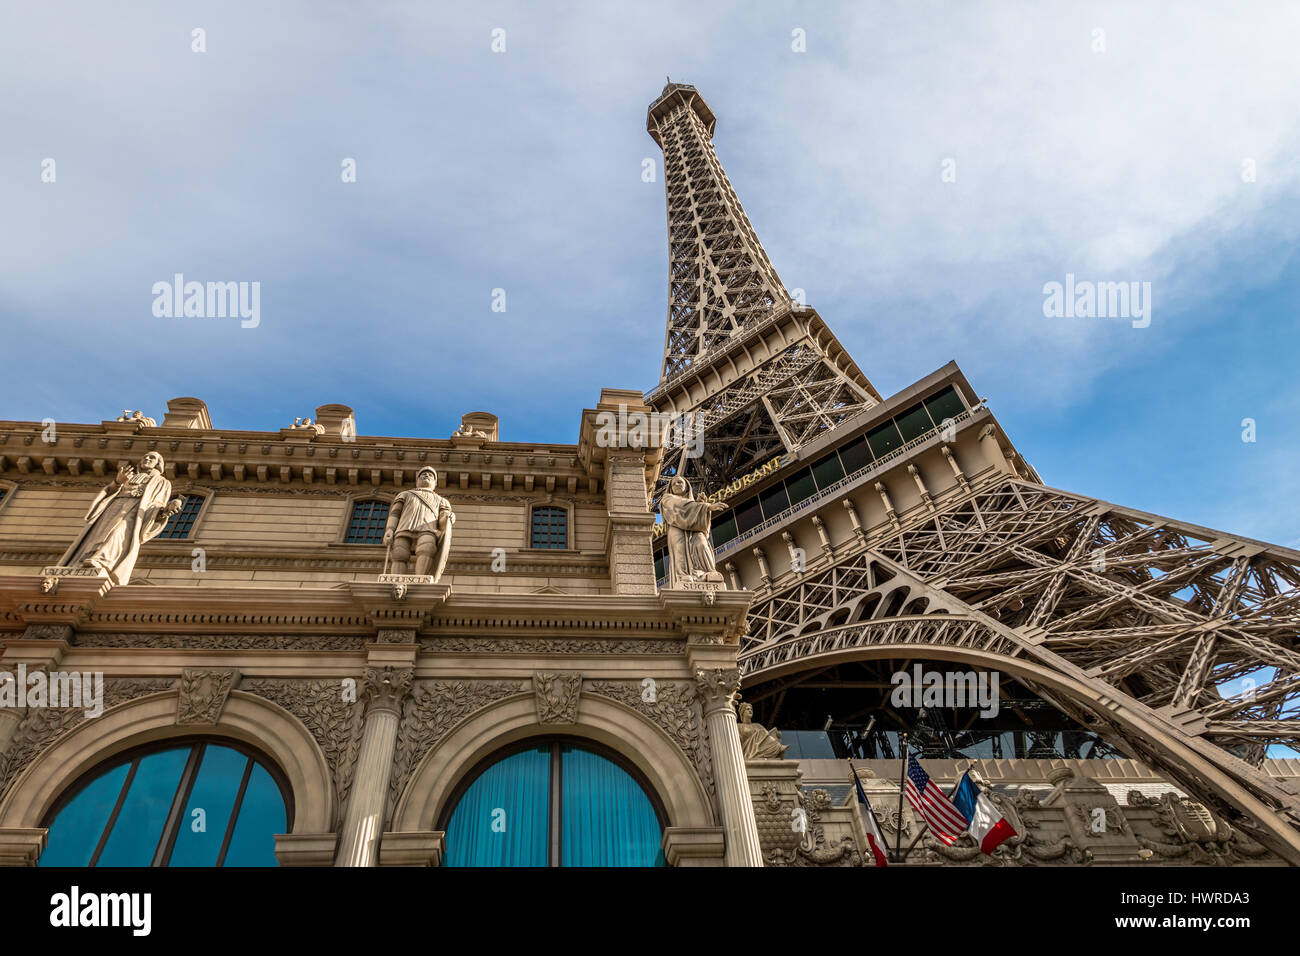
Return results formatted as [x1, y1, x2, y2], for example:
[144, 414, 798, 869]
[452, 423, 486, 439]
[382, 466, 455, 581]
[56, 451, 183, 585]
[738, 701, 788, 759]
[659, 475, 726, 588]
[115, 409, 157, 429]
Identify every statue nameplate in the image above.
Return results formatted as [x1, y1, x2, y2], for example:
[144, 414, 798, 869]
[40, 566, 109, 578]
[378, 574, 437, 586]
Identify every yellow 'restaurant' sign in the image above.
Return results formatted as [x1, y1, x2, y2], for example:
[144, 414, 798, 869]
[652, 454, 792, 540]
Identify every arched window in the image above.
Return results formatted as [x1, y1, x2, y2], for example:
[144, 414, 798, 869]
[38, 740, 290, 867]
[530, 505, 567, 549]
[157, 494, 204, 539]
[440, 740, 664, 867]
[345, 499, 390, 544]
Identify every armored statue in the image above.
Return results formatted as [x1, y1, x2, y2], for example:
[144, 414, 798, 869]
[382, 466, 455, 581]
[57, 451, 183, 585]
[659, 475, 727, 588]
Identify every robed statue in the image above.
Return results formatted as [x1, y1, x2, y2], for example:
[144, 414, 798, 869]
[382, 466, 455, 581]
[737, 702, 789, 759]
[659, 475, 727, 589]
[58, 451, 184, 585]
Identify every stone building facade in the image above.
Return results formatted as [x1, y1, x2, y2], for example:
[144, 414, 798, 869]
[0, 390, 765, 866]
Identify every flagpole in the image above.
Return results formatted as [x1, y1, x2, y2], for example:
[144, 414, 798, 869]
[894, 732, 908, 863]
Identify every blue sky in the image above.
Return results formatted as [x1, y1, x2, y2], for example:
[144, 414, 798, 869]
[2, 0, 1299, 549]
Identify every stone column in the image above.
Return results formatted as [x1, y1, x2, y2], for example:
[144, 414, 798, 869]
[696, 667, 764, 866]
[334, 665, 412, 867]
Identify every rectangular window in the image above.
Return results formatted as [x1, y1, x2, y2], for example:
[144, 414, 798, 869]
[734, 497, 764, 535]
[345, 501, 390, 544]
[785, 468, 816, 505]
[866, 421, 904, 458]
[839, 435, 872, 475]
[895, 402, 934, 443]
[758, 482, 789, 519]
[711, 510, 737, 547]
[811, 451, 845, 490]
[158, 496, 204, 540]
[530, 506, 568, 549]
[923, 386, 966, 427]
[653, 551, 666, 580]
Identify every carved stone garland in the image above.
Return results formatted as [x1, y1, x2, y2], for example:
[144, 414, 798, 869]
[241, 678, 365, 829]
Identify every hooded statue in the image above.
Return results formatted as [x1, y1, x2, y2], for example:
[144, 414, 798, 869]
[57, 451, 184, 586]
[659, 475, 727, 589]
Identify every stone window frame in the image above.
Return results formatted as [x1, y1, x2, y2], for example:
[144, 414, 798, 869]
[337, 492, 396, 546]
[144, 488, 216, 545]
[524, 497, 575, 551]
[0, 479, 16, 517]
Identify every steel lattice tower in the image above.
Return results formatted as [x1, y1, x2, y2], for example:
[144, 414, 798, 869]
[646, 82, 880, 506]
[644, 82, 1300, 864]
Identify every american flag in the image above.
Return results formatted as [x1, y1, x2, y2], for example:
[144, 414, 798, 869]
[904, 753, 969, 844]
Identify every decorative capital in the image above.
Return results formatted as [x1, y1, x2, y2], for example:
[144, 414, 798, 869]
[177, 668, 239, 725]
[695, 667, 741, 711]
[533, 671, 582, 724]
[362, 665, 414, 715]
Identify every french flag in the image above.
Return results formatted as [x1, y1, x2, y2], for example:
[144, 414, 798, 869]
[952, 771, 1017, 854]
[851, 766, 890, 867]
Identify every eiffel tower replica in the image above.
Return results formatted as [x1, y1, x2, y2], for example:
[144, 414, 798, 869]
[644, 81, 1300, 863]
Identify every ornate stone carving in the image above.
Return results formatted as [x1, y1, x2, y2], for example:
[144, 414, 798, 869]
[21, 624, 73, 642]
[658, 476, 727, 589]
[362, 666, 414, 716]
[737, 701, 787, 759]
[428, 637, 684, 656]
[533, 671, 582, 724]
[765, 788, 863, 867]
[0, 678, 176, 798]
[1125, 791, 1273, 864]
[382, 467, 454, 581]
[176, 668, 238, 725]
[72, 633, 371, 650]
[388, 679, 528, 813]
[586, 679, 715, 800]
[53, 452, 184, 585]
[694, 667, 741, 709]
[242, 678, 364, 828]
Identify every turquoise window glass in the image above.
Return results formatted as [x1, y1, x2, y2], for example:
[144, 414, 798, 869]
[561, 746, 664, 867]
[96, 748, 190, 866]
[444, 745, 550, 867]
[223, 762, 287, 867]
[169, 745, 248, 866]
[39, 742, 288, 867]
[39, 762, 129, 866]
